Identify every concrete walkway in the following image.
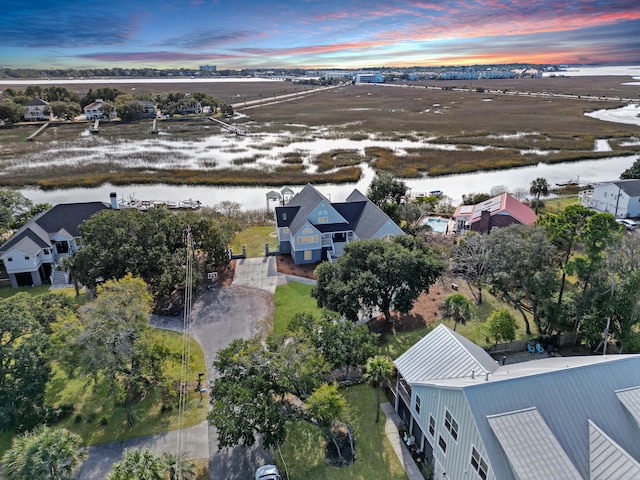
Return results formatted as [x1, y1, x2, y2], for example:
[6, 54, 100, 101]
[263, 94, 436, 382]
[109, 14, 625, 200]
[232, 256, 284, 293]
[381, 402, 425, 480]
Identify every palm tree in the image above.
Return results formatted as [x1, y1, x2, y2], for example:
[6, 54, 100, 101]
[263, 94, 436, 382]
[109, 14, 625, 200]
[529, 177, 549, 214]
[162, 451, 196, 480]
[107, 449, 166, 480]
[363, 355, 395, 422]
[440, 293, 473, 331]
[2, 426, 87, 480]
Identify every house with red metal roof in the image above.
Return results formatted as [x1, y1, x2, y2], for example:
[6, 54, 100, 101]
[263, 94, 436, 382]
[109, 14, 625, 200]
[453, 192, 536, 234]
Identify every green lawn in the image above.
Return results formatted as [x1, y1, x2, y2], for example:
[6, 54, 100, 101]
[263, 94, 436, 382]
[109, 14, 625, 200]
[273, 282, 322, 334]
[277, 384, 406, 480]
[539, 194, 579, 216]
[0, 285, 89, 305]
[231, 224, 278, 258]
[43, 328, 208, 447]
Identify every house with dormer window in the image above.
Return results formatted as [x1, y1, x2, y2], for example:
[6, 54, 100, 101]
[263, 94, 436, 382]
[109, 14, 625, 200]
[393, 324, 640, 480]
[0, 202, 109, 287]
[275, 183, 403, 264]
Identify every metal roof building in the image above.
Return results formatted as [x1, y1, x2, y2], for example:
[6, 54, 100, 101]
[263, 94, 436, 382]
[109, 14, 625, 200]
[393, 325, 640, 479]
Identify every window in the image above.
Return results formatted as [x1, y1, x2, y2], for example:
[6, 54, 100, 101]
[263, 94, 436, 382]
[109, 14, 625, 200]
[24, 256, 30, 261]
[429, 416, 435, 437]
[444, 410, 459, 441]
[43, 249, 50, 255]
[283, 227, 289, 233]
[471, 447, 488, 480]
[438, 436, 447, 454]
[7, 257, 12, 262]
[304, 250, 312, 261]
[282, 213, 287, 220]
[415, 395, 421, 414]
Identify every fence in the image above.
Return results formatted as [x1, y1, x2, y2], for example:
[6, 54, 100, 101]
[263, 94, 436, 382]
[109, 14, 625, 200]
[485, 332, 583, 355]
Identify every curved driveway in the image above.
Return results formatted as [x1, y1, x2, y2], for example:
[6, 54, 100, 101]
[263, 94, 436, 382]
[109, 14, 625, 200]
[79, 257, 282, 479]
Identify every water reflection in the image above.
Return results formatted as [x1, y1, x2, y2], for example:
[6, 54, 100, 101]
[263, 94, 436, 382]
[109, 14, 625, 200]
[20, 155, 636, 209]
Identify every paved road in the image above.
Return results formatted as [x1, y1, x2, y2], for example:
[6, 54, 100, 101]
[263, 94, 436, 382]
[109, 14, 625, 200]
[79, 258, 278, 479]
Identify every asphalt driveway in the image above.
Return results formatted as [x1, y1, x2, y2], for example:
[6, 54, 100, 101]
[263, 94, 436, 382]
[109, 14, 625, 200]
[79, 257, 278, 479]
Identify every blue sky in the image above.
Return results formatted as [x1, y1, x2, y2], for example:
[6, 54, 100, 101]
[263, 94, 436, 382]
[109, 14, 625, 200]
[1, 0, 639, 70]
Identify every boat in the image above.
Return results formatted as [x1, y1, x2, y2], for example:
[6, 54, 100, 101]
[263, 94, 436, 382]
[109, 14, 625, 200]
[117, 195, 201, 211]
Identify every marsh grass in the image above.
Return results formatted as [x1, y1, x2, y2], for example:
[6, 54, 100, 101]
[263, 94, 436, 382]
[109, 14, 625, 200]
[314, 149, 366, 172]
[1, 80, 638, 188]
[282, 151, 303, 164]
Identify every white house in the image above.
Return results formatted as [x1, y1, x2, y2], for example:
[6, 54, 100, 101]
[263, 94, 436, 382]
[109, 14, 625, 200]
[0, 201, 110, 287]
[579, 179, 640, 218]
[393, 324, 640, 480]
[24, 98, 51, 121]
[83, 99, 117, 120]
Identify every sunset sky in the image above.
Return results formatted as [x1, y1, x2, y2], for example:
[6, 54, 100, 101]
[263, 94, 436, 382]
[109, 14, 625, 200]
[1, 0, 639, 70]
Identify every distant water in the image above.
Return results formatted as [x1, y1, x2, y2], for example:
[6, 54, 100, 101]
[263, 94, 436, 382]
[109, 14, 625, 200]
[542, 65, 640, 77]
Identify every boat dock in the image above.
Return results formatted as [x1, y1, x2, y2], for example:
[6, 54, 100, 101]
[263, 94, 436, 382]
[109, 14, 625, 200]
[208, 116, 246, 136]
[90, 119, 100, 133]
[118, 196, 201, 211]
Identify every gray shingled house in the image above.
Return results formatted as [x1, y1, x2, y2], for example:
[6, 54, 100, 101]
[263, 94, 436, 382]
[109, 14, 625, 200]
[0, 202, 109, 287]
[275, 183, 404, 264]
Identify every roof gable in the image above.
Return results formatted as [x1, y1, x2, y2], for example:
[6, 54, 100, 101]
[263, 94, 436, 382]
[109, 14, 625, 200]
[1, 202, 108, 253]
[454, 193, 536, 226]
[616, 386, 640, 428]
[394, 324, 498, 384]
[464, 357, 640, 479]
[487, 407, 581, 480]
[589, 419, 640, 480]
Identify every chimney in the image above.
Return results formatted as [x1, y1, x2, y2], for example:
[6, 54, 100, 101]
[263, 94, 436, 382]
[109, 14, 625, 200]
[110, 192, 118, 210]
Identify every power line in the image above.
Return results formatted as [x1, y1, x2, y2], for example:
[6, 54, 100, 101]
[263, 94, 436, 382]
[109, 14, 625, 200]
[176, 226, 195, 473]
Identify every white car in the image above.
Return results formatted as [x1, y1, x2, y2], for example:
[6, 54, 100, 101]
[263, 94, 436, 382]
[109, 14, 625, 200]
[616, 219, 638, 230]
[255, 464, 281, 480]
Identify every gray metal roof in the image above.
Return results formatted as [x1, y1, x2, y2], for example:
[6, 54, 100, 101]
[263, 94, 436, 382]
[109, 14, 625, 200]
[400, 324, 640, 479]
[589, 419, 640, 480]
[616, 386, 640, 426]
[463, 356, 640, 479]
[394, 324, 498, 384]
[487, 407, 581, 480]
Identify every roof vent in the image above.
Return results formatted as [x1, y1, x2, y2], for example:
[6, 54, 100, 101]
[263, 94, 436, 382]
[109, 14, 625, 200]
[471, 370, 475, 379]
[485, 372, 490, 381]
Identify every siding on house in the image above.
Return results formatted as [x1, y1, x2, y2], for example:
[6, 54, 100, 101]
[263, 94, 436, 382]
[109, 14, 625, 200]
[394, 325, 640, 479]
[275, 184, 403, 264]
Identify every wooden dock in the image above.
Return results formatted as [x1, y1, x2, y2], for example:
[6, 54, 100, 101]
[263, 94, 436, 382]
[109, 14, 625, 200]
[208, 117, 245, 136]
[150, 118, 158, 134]
[27, 122, 49, 141]
[90, 119, 100, 133]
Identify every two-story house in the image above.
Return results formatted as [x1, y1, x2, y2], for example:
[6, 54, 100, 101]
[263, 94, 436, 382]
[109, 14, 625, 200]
[275, 183, 404, 264]
[0, 201, 110, 287]
[24, 98, 51, 121]
[579, 179, 640, 218]
[83, 99, 117, 120]
[393, 324, 640, 479]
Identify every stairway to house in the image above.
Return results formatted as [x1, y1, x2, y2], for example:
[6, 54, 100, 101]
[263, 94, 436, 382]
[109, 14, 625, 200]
[51, 269, 69, 287]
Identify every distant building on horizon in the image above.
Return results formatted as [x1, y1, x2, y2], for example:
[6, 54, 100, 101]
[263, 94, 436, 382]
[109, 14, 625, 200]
[355, 72, 385, 84]
[199, 65, 217, 73]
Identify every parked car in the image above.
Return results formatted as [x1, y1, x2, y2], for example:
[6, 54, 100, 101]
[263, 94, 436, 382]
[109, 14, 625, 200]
[255, 465, 281, 480]
[616, 218, 638, 230]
